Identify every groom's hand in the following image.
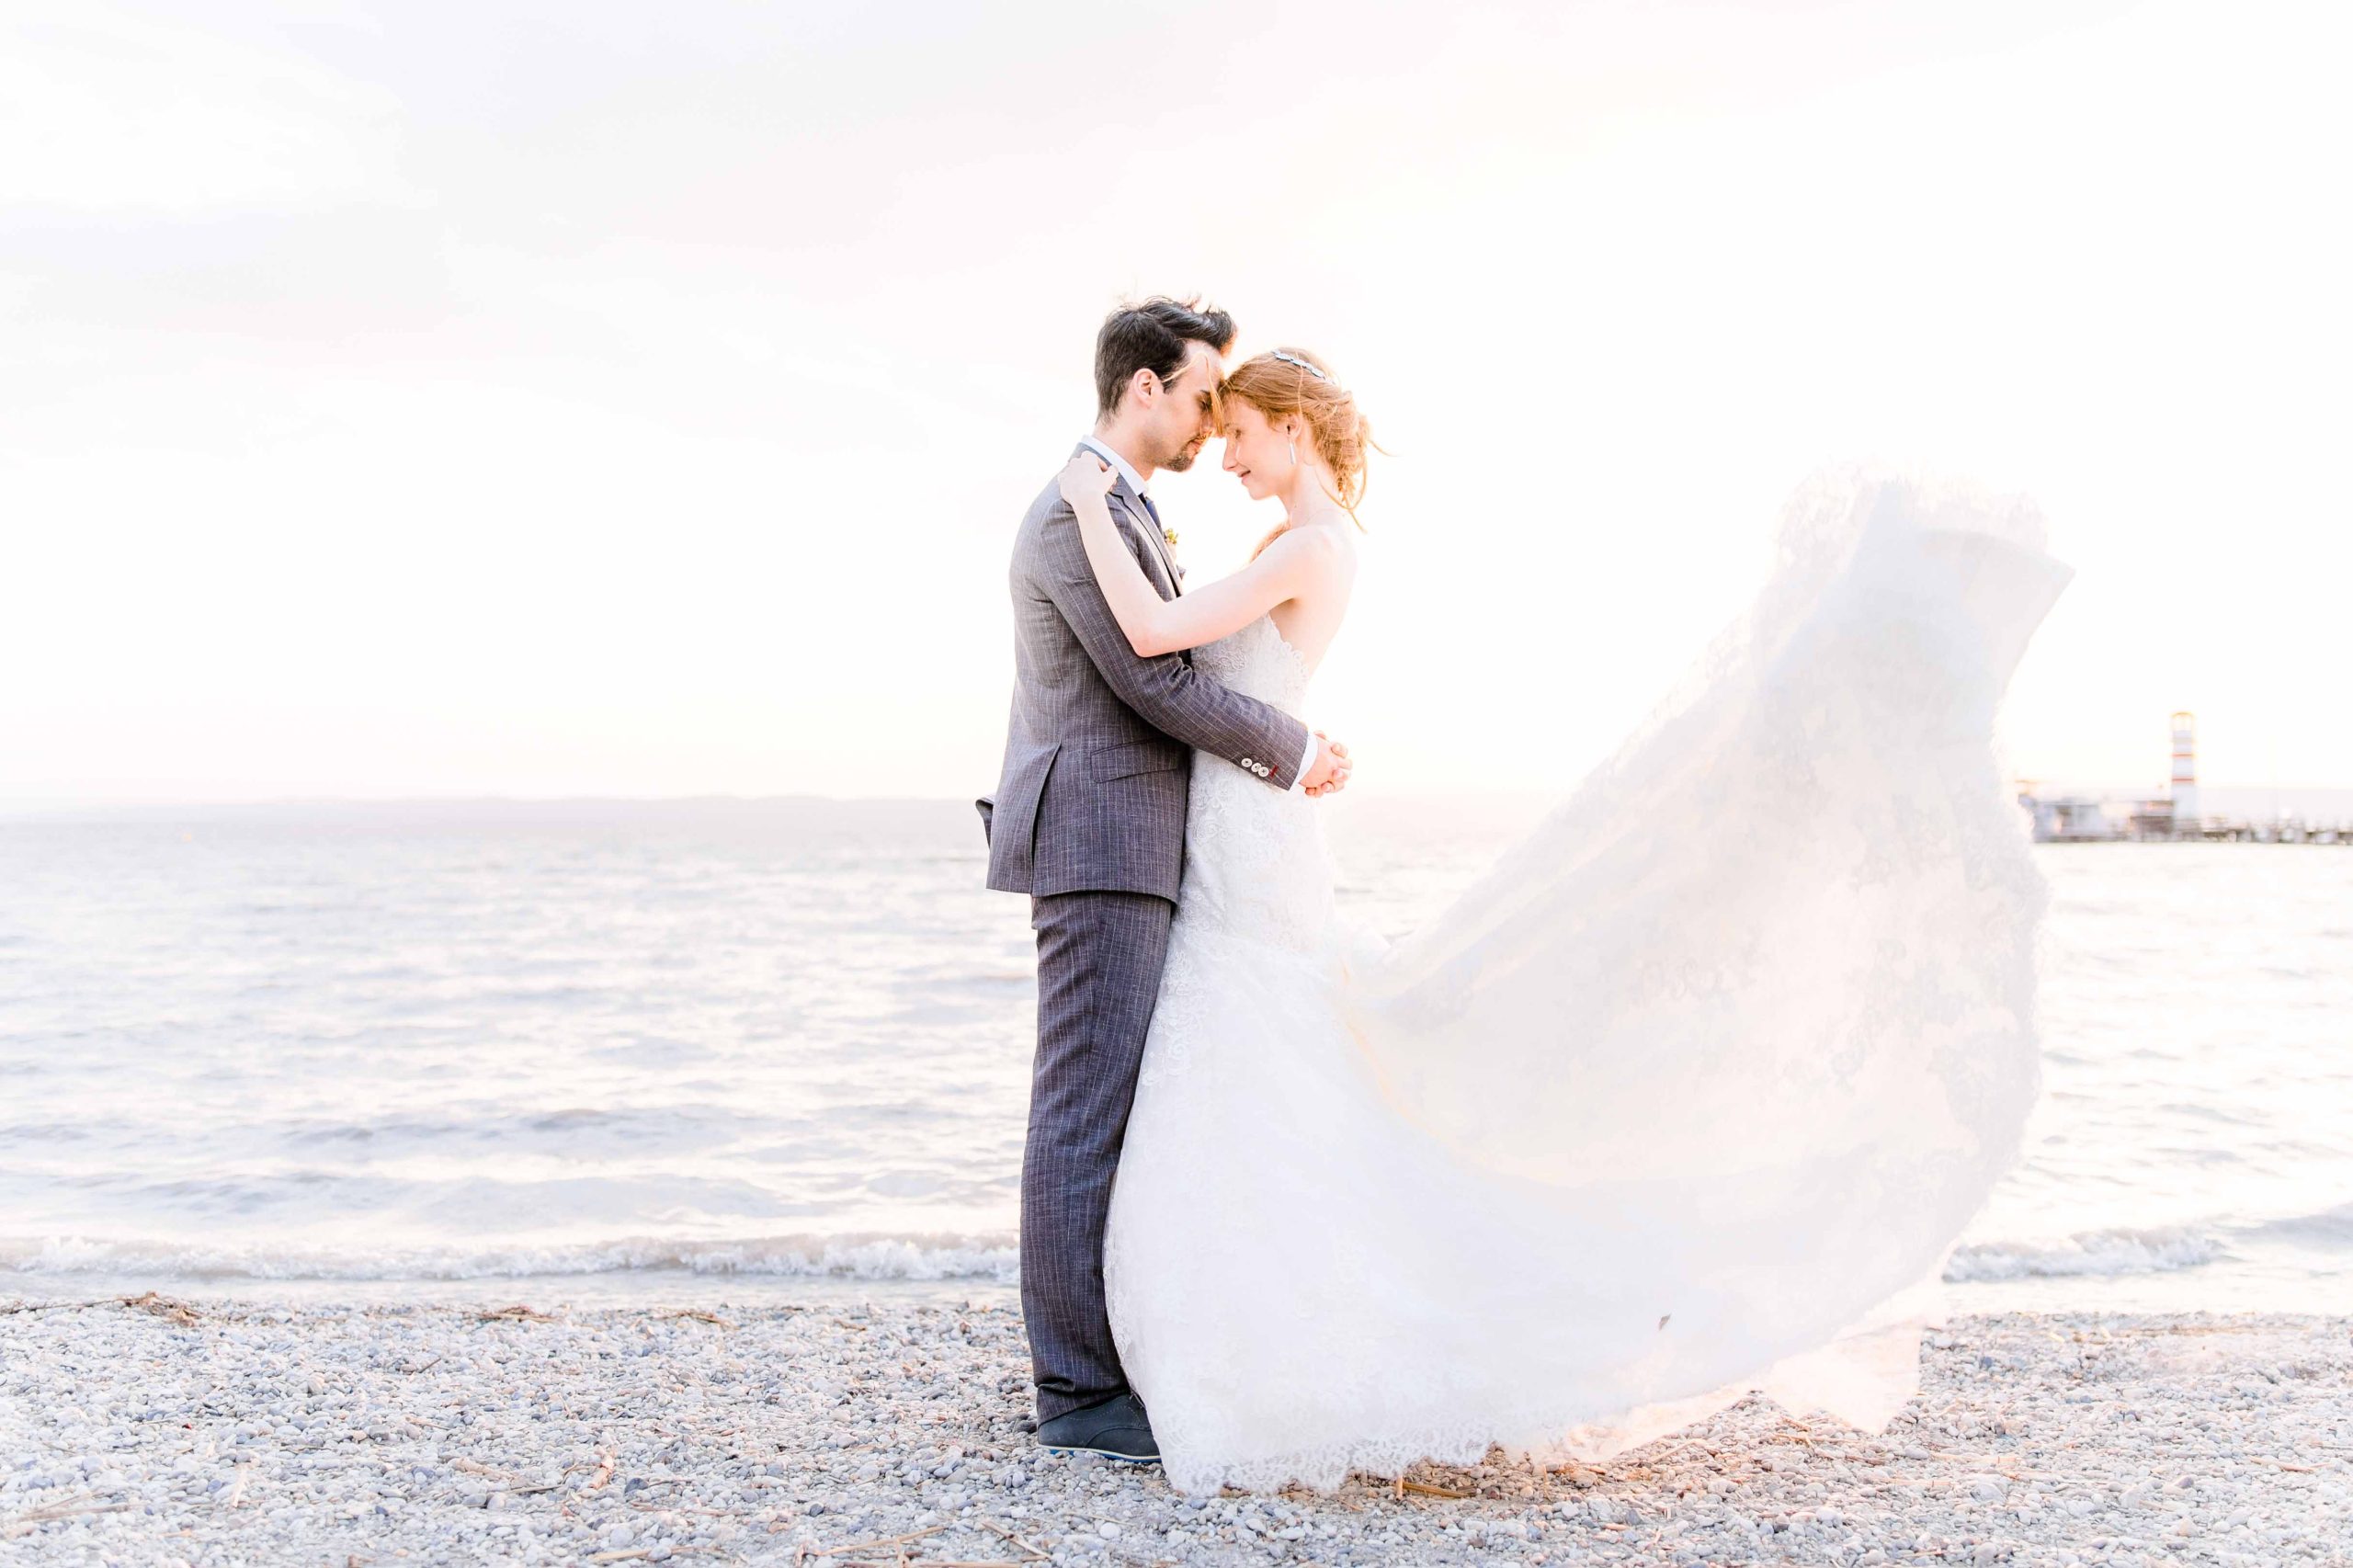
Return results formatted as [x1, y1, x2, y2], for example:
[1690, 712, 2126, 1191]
[1302, 732, 1352, 797]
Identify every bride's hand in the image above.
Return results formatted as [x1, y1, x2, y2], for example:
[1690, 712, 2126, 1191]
[1059, 454, 1118, 510]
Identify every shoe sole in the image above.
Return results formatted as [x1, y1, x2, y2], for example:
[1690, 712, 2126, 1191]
[1040, 1444, 1161, 1465]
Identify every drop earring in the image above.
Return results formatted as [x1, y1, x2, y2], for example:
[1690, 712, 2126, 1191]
[1288, 435, 1298, 464]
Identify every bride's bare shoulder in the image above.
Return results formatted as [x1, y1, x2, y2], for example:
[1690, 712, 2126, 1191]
[1253, 519, 1359, 577]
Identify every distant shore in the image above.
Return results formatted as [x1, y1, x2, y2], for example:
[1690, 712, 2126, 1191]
[4, 1292, 2345, 1565]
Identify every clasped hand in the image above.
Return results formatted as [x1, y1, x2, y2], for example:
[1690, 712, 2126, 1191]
[1303, 733, 1351, 797]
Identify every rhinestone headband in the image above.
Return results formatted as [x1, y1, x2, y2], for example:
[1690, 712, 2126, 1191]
[1268, 349, 1329, 381]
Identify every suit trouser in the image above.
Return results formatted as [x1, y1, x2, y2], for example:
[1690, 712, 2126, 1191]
[1021, 888, 1175, 1423]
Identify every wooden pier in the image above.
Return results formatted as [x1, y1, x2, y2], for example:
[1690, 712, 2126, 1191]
[2172, 818, 2352, 845]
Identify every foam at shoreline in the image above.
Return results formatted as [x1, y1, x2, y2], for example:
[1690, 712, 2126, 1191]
[18, 1209, 2343, 1294]
[0, 1232, 1019, 1283]
[1943, 1225, 2227, 1281]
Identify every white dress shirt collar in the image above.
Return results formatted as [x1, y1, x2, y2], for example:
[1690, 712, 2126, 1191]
[1078, 434, 1150, 499]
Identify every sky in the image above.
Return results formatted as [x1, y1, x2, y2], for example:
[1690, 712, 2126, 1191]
[3, 0, 2347, 809]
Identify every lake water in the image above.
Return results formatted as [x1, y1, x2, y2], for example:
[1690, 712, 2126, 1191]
[1, 798, 2346, 1314]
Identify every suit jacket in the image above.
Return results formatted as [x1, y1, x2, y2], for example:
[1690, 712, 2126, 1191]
[979, 444, 1313, 902]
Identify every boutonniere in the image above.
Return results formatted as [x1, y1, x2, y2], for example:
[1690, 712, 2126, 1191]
[1162, 526, 1180, 550]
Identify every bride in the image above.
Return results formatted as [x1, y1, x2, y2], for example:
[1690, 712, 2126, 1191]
[1055, 346, 2072, 1498]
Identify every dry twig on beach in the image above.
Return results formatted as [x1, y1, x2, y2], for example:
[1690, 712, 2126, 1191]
[811, 1523, 948, 1557]
[1392, 1476, 1470, 1499]
[449, 1456, 561, 1494]
[6, 1494, 135, 1531]
[0, 1290, 202, 1325]
[479, 1303, 560, 1323]
[139, 1293, 192, 1321]
[975, 1519, 1051, 1559]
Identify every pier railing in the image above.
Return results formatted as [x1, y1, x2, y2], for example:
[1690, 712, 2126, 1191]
[2030, 818, 2352, 845]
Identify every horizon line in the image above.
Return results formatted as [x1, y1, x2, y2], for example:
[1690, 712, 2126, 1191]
[7, 779, 2353, 821]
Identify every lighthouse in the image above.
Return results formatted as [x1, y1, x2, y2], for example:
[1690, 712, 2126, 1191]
[2169, 711, 2198, 833]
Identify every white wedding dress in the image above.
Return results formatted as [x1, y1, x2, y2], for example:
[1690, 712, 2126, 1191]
[1100, 470, 2074, 1497]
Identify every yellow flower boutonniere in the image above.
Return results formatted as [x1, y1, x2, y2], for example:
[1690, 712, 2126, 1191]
[1162, 527, 1180, 550]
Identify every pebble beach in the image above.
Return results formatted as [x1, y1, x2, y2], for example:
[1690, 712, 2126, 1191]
[4, 1292, 2347, 1566]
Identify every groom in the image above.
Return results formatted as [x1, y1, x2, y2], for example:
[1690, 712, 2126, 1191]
[978, 297, 1352, 1461]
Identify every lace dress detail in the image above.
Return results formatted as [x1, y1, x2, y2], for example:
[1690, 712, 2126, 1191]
[1101, 472, 2073, 1497]
[1128, 618, 1333, 1096]
[1172, 617, 1329, 951]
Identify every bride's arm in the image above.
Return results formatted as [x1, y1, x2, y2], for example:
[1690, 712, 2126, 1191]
[1057, 455, 1336, 658]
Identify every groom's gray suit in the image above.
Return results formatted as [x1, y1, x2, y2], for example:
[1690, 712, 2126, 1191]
[980, 445, 1311, 1422]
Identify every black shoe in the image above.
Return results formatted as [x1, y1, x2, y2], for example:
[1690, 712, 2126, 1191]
[1035, 1392, 1159, 1464]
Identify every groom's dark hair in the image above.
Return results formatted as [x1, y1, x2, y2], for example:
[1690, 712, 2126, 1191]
[1095, 297, 1236, 418]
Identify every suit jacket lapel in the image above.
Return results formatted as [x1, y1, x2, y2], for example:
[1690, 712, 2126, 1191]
[1110, 478, 1182, 598]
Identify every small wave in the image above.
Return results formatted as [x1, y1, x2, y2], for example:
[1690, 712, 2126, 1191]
[2234, 1201, 2353, 1250]
[0, 1233, 1018, 1284]
[1943, 1225, 2225, 1281]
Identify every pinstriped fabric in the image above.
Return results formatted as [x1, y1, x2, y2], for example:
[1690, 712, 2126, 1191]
[980, 448, 1313, 904]
[1020, 889, 1173, 1421]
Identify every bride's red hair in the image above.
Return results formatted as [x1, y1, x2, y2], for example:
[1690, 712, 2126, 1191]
[1218, 347, 1378, 524]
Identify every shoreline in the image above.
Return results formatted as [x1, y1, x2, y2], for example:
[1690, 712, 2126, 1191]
[5, 1259, 2343, 1318]
[4, 1293, 2345, 1565]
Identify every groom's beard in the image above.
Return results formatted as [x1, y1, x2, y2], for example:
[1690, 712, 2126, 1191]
[1159, 435, 1209, 472]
